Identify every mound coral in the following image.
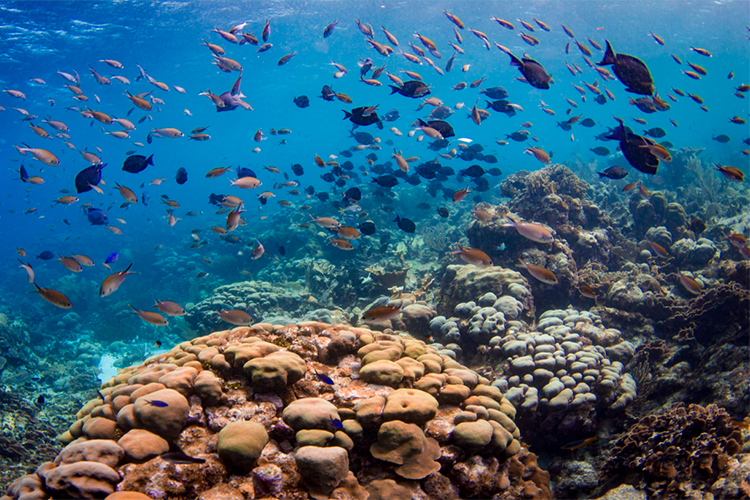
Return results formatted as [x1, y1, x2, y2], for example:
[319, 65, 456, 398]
[3, 321, 552, 500]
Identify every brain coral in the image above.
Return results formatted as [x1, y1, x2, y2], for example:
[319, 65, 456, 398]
[2, 321, 552, 500]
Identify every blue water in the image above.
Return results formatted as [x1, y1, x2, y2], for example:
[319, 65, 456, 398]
[0, 0, 747, 344]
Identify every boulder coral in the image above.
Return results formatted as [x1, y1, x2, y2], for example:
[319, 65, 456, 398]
[2, 321, 551, 500]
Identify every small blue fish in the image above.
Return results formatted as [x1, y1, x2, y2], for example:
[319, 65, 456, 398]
[145, 399, 169, 407]
[104, 252, 119, 264]
[96, 389, 105, 401]
[330, 418, 343, 430]
[497, 243, 507, 251]
[315, 370, 334, 385]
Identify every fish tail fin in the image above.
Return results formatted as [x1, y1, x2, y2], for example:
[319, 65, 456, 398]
[127, 304, 138, 313]
[121, 263, 133, 274]
[505, 214, 518, 224]
[146, 154, 154, 165]
[597, 40, 616, 66]
[597, 172, 606, 178]
[388, 85, 401, 95]
[342, 110, 352, 120]
[508, 52, 523, 67]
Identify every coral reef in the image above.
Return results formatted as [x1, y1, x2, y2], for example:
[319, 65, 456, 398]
[3, 322, 552, 500]
[596, 404, 746, 499]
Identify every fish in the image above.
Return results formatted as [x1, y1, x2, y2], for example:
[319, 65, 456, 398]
[99, 263, 136, 297]
[129, 305, 168, 326]
[315, 370, 334, 385]
[343, 107, 381, 127]
[649, 241, 669, 258]
[714, 164, 744, 182]
[122, 154, 154, 173]
[394, 215, 415, 233]
[452, 244, 492, 267]
[524, 146, 551, 163]
[517, 261, 558, 285]
[389, 80, 431, 98]
[160, 452, 206, 465]
[596, 40, 654, 95]
[561, 436, 600, 450]
[606, 118, 660, 175]
[153, 300, 187, 316]
[58, 255, 83, 273]
[277, 51, 297, 66]
[75, 164, 106, 194]
[597, 165, 628, 179]
[217, 309, 253, 325]
[29, 282, 72, 308]
[590, 147, 611, 156]
[323, 20, 338, 38]
[679, 274, 702, 295]
[18, 259, 34, 283]
[501, 216, 554, 243]
[176, 167, 188, 185]
[293, 95, 309, 108]
[362, 305, 403, 321]
[85, 208, 109, 226]
[15, 145, 60, 166]
[508, 53, 551, 89]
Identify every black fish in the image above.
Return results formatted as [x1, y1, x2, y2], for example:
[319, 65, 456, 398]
[317, 192, 329, 202]
[383, 109, 400, 121]
[19, 164, 28, 182]
[597, 165, 628, 179]
[342, 160, 354, 170]
[461, 165, 485, 177]
[389, 80, 431, 98]
[427, 138, 450, 151]
[590, 147, 610, 156]
[594, 94, 607, 105]
[142, 192, 149, 206]
[122, 154, 154, 173]
[506, 131, 529, 142]
[344, 187, 361, 201]
[394, 215, 415, 233]
[291, 163, 304, 176]
[85, 207, 108, 226]
[508, 53, 551, 89]
[36, 250, 54, 260]
[473, 177, 490, 192]
[343, 107, 380, 127]
[712, 134, 731, 143]
[334, 178, 346, 187]
[580, 118, 596, 127]
[372, 174, 398, 188]
[630, 97, 657, 113]
[339, 150, 353, 158]
[237, 167, 257, 178]
[597, 40, 654, 95]
[479, 86, 509, 99]
[644, 127, 666, 138]
[216, 73, 245, 112]
[305, 185, 315, 195]
[483, 155, 498, 164]
[208, 193, 226, 206]
[293, 95, 309, 108]
[74, 163, 106, 194]
[36, 395, 45, 407]
[278, 246, 286, 256]
[417, 118, 455, 138]
[487, 168, 502, 176]
[406, 174, 421, 186]
[176, 167, 188, 185]
[321, 173, 335, 182]
[160, 452, 206, 465]
[437, 207, 449, 218]
[416, 164, 438, 179]
[359, 221, 376, 235]
[557, 121, 573, 131]
[321, 85, 336, 101]
[606, 118, 660, 175]
[351, 130, 375, 144]
[485, 100, 516, 116]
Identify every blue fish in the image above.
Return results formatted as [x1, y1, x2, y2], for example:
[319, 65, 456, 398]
[315, 370, 334, 385]
[36, 250, 54, 260]
[330, 418, 343, 430]
[145, 399, 169, 407]
[104, 252, 119, 264]
[141, 191, 149, 206]
[19, 164, 29, 182]
[85, 207, 108, 226]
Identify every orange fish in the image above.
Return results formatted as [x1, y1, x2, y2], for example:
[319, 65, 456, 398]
[129, 305, 168, 326]
[678, 274, 702, 295]
[216, 309, 253, 325]
[153, 300, 187, 316]
[517, 261, 558, 285]
[649, 241, 669, 258]
[328, 238, 354, 250]
[99, 263, 136, 297]
[58, 255, 82, 273]
[362, 304, 403, 321]
[452, 243, 493, 267]
[524, 146, 551, 163]
[714, 164, 744, 182]
[452, 186, 471, 203]
[29, 282, 72, 308]
[114, 182, 137, 203]
[501, 216, 554, 243]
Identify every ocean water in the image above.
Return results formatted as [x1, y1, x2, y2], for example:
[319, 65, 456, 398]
[0, 0, 748, 493]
